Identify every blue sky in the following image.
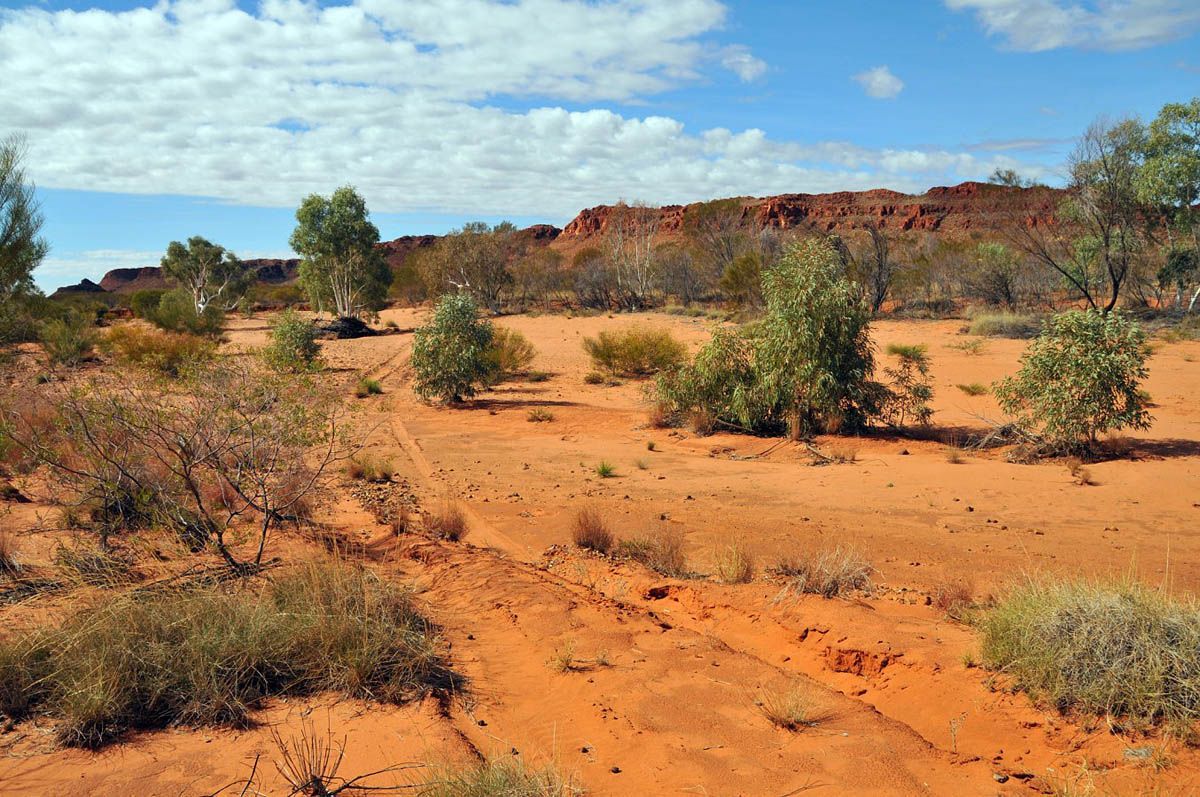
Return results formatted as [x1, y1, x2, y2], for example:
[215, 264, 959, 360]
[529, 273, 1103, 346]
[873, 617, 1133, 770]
[2, 0, 1198, 290]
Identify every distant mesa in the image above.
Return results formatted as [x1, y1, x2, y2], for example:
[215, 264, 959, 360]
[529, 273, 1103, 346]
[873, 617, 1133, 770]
[49, 277, 107, 299]
[75, 182, 1059, 296]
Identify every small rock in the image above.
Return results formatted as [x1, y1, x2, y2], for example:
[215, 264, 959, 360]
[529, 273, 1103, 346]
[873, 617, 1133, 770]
[993, 773, 1009, 783]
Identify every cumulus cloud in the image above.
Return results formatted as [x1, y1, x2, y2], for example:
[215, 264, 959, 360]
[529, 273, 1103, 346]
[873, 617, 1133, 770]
[945, 0, 1200, 51]
[1, 0, 1031, 222]
[853, 66, 905, 99]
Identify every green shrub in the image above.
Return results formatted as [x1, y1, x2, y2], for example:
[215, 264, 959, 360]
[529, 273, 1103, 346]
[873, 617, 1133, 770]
[485, 326, 537, 382]
[582, 326, 685, 377]
[100, 325, 215, 376]
[39, 312, 96, 367]
[993, 310, 1151, 453]
[594, 461, 616, 478]
[262, 309, 321, 372]
[355, 377, 383, 398]
[980, 579, 1200, 727]
[0, 561, 453, 747]
[412, 294, 494, 402]
[148, 289, 225, 338]
[966, 312, 1039, 338]
[128, 289, 167, 320]
[880, 343, 933, 428]
[654, 327, 764, 434]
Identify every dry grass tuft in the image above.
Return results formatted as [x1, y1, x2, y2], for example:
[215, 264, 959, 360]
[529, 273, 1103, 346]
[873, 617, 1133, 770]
[346, 454, 396, 484]
[932, 577, 975, 620]
[526, 408, 554, 423]
[616, 526, 688, 577]
[757, 682, 818, 731]
[419, 756, 584, 797]
[426, 501, 469, 542]
[956, 382, 988, 396]
[1066, 457, 1096, 486]
[0, 531, 18, 576]
[571, 507, 614, 554]
[774, 546, 872, 599]
[980, 578, 1200, 728]
[714, 540, 756, 584]
[944, 447, 966, 464]
[354, 377, 383, 398]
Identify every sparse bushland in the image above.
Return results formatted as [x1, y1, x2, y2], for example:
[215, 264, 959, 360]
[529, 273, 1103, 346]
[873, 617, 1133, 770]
[616, 526, 687, 577]
[757, 682, 818, 731]
[419, 756, 584, 797]
[773, 546, 872, 599]
[1, 359, 351, 569]
[262, 309, 322, 372]
[485, 326, 537, 382]
[355, 377, 383, 398]
[994, 309, 1152, 455]
[980, 578, 1200, 729]
[147, 288, 227, 338]
[39, 311, 96, 367]
[714, 540, 755, 584]
[571, 506, 613, 553]
[966, 311, 1040, 339]
[582, 326, 686, 377]
[0, 560, 455, 748]
[411, 293, 494, 403]
[100, 325, 215, 376]
[426, 501, 468, 542]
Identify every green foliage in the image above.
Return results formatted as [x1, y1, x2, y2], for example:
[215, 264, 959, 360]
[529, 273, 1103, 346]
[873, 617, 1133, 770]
[411, 293, 494, 402]
[582, 326, 686, 377]
[262, 309, 321, 372]
[148, 289, 225, 338]
[485, 326, 537, 382]
[0, 561, 452, 748]
[881, 343, 934, 428]
[654, 326, 765, 434]
[0, 135, 48, 348]
[594, 461, 615, 478]
[719, 252, 763, 308]
[994, 310, 1152, 452]
[128, 289, 166, 320]
[1136, 99, 1200, 242]
[755, 238, 879, 437]
[415, 221, 524, 313]
[39, 312, 96, 367]
[100, 326, 215, 376]
[290, 186, 389, 319]
[159, 236, 248, 313]
[980, 578, 1200, 727]
[355, 377, 383, 398]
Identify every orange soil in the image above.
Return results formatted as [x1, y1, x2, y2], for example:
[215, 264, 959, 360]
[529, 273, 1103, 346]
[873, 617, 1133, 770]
[2, 310, 1199, 796]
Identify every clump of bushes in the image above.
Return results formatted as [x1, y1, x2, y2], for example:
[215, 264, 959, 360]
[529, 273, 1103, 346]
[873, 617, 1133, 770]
[412, 294, 494, 403]
[979, 578, 1200, 728]
[994, 309, 1151, 454]
[101, 325, 216, 376]
[485, 326, 537, 382]
[146, 289, 225, 338]
[128, 289, 167, 320]
[0, 561, 454, 748]
[262, 309, 321, 372]
[773, 546, 872, 599]
[583, 326, 685, 377]
[966, 311, 1039, 338]
[39, 312, 96, 367]
[571, 506, 613, 553]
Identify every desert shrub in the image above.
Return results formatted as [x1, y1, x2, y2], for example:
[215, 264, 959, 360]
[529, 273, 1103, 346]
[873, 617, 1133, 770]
[39, 312, 96, 367]
[526, 408, 554, 422]
[1, 360, 349, 568]
[128, 289, 166, 320]
[774, 547, 872, 598]
[419, 757, 583, 797]
[617, 526, 687, 577]
[582, 326, 685, 377]
[993, 310, 1151, 453]
[931, 577, 975, 620]
[714, 540, 755, 584]
[485, 326, 537, 382]
[880, 343, 934, 428]
[100, 325, 215, 376]
[948, 338, 988, 356]
[966, 311, 1039, 338]
[411, 294, 494, 403]
[956, 382, 988, 396]
[654, 326, 766, 434]
[582, 371, 605, 385]
[0, 560, 453, 747]
[979, 578, 1200, 727]
[346, 454, 395, 483]
[148, 289, 225, 338]
[262, 309, 321, 372]
[426, 501, 468, 542]
[757, 682, 816, 731]
[355, 377, 383, 397]
[571, 506, 613, 553]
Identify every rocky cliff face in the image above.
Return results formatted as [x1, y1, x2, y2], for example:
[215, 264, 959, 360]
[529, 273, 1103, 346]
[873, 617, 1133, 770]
[558, 182, 1062, 243]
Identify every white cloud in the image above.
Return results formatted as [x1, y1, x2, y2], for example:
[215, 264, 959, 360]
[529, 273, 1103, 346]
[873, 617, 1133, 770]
[853, 66, 905, 99]
[720, 46, 768, 81]
[1, 0, 1035, 224]
[945, 0, 1200, 51]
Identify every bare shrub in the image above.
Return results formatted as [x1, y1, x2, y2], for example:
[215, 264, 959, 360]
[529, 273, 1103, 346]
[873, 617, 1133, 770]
[774, 547, 872, 598]
[271, 721, 414, 797]
[427, 502, 468, 542]
[932, 577, 975, 620]
[571, 507, 613, 554]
